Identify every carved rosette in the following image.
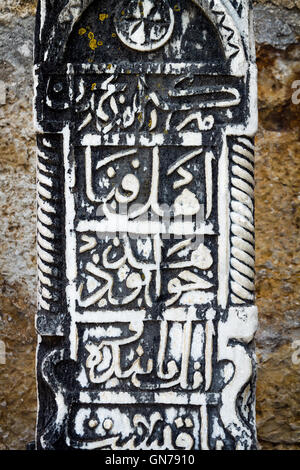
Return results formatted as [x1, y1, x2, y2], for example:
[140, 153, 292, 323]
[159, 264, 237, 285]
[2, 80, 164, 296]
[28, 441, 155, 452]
[34, 0, 258, 450]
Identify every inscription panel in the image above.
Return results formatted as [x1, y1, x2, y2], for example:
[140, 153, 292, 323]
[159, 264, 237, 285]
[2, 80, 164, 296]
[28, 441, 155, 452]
[34, 0, 258, 450]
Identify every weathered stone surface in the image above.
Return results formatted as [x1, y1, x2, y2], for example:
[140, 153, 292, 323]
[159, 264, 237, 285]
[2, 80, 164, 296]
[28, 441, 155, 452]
[0, 2, 37, 451]
[255, 43, 300, 450]
[0, 0, 299, 451]
[256, 344, 300, 449]
[254, 5, 299, 48]
[256, 0, 300, 10]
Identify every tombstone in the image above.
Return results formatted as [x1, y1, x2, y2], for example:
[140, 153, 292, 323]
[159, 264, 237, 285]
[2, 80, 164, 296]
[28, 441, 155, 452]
[34, 0, 258, 450]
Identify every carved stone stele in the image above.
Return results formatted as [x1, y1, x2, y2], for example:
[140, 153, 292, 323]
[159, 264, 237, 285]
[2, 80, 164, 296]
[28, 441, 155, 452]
[34, 0, 258, 450]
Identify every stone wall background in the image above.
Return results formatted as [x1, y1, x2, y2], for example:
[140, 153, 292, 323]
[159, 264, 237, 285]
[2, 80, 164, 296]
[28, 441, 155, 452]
[0, 0, 299, 450]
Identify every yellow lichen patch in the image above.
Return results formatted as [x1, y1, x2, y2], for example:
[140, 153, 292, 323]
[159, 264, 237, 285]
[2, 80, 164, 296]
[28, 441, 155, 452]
[85, 31, 104, 50]
[99, 13, 109, 22]
[91, 83, 96, 91]
[78, 28, 87, 35]
[121, 10, 125, 15]
[107, 64, 112, 70]
[174, 4, 181, 11]
[148, 119, 152, 128]
[112, 33, 116, 37]
[87, 32, 100, 51]
[89, 39, 97, 50]
[139, 0, 144, 15]
[138, 113, 143, 123]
